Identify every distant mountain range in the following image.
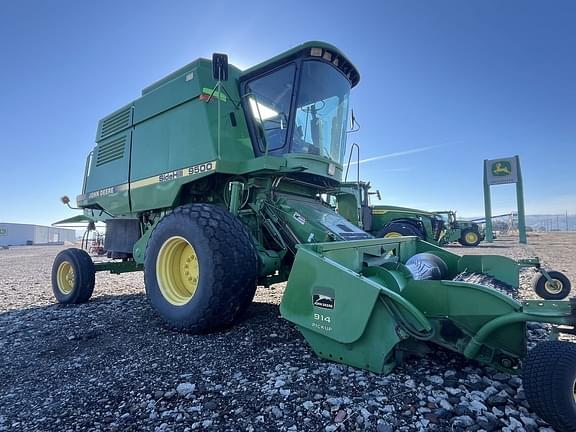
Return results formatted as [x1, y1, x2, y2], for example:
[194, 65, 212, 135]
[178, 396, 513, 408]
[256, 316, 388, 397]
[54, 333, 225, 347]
[525, 214, 576, 231]
[466, 213, 575, 231]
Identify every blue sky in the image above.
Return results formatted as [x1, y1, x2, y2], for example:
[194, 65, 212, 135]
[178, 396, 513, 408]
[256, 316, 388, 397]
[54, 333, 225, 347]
[0, 0, 575, 225]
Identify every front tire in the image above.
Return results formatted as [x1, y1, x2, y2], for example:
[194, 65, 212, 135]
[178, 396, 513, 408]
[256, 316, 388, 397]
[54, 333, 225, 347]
[144, 204, 258, 332]
[51, 248, 95, 304]
[523, 341, 576, 432]
[532, 271, 571, 300]
[458, 228, 481, 247]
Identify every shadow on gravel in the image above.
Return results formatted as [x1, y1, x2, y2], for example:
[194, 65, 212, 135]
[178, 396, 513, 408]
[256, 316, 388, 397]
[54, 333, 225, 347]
[0, 293, 146, 319]
[0, 294, 280, 322]
[0, 294, 302, 429]
[0, 294, 289, 366]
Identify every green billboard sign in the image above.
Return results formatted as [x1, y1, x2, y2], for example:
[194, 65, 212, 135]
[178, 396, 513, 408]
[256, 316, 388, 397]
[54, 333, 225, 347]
[486, 157, 518, 185]
[483, 155, 526, 244]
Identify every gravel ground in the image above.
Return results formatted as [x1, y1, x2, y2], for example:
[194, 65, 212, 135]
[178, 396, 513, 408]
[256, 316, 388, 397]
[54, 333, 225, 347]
[1, 234, 575, 432]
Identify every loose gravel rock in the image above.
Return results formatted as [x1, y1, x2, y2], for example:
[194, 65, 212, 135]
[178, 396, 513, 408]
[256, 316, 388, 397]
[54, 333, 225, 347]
[1, 234, 575, 431]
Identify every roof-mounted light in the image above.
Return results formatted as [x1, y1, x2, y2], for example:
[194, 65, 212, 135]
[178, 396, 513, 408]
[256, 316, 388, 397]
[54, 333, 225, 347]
[307, 48, 357, 84]
[310, 47, 323, 57]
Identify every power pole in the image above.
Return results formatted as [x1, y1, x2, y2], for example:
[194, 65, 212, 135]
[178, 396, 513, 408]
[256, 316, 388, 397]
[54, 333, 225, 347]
[515, 156, 527, 243]
[483, 160, 493, 242]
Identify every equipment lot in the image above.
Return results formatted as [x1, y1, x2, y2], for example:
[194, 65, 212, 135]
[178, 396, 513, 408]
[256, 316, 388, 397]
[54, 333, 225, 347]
[1, 233, 575, 431]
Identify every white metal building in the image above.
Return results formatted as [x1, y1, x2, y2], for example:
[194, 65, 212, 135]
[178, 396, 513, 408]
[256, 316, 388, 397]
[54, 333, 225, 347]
[0, 223, 76, 246]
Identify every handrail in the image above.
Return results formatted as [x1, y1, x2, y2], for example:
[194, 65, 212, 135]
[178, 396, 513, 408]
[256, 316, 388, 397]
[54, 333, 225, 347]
[82, 151, 93, 195]
[344, 142, 360, 184]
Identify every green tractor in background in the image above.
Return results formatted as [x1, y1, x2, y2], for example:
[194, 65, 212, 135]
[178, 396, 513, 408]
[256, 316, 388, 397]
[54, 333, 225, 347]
[372, 206, 485, 247]
[434, 210, 485, 246]
[52, 42, 576, 431]
[337, 181, 485, 246]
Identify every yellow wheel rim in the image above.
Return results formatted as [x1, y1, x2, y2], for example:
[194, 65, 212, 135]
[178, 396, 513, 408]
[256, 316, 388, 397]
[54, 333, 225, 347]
[57, 261, 75, 295]
[384, 232, 402, 238]
[156, 236, 199, 306]
[465, 232, 479, 244]
[544, 279, 563, 295]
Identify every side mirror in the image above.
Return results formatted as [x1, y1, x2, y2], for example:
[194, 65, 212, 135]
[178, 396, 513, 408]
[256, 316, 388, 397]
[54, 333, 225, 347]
[367, 190, 382, 201]
[212, 53, 229, 81]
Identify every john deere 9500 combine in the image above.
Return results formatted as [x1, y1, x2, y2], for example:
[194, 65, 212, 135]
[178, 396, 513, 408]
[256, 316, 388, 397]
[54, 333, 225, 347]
[53, 42, 576, 430]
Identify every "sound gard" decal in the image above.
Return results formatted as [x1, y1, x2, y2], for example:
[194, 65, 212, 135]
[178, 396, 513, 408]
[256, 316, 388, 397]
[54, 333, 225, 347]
[78, 161, 217, 204]
[130, 161, 217, 189]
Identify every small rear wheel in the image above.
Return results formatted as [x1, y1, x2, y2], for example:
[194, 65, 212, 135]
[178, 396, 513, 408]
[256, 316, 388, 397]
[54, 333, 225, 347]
[51, 248, 95, 304]
[458, 228, 481, 247]
[523, 341, 576, 432]
[377, 222, 425, 240]
[532, 271, 571, 300]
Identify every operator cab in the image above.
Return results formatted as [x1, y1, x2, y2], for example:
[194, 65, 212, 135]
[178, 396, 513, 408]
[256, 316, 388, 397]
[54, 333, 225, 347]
[239, 43, 359, 168]
[436, 211, 457, 227]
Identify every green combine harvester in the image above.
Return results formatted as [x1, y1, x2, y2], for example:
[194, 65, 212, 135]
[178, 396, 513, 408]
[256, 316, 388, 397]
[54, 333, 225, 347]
[337, 181, 485, 246]
[53, 42, 576, 431]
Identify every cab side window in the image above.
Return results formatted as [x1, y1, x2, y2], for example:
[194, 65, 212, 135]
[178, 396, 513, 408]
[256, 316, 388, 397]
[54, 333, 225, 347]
[245, 64, 296, 153]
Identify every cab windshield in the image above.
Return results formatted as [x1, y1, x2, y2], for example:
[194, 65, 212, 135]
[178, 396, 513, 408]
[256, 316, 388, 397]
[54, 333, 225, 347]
[244, 59, 351, 164]
[438, 213, 449, 223]
[292, 61, 350, 163]
[437, 212, 456, 224]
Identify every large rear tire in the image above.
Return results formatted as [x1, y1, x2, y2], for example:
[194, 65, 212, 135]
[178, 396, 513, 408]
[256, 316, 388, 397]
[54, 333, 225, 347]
[376, 222, 425, 240]
[144, 204, 258, 332]
[51, 248, 95, 304]
[523, 341, 576, 432]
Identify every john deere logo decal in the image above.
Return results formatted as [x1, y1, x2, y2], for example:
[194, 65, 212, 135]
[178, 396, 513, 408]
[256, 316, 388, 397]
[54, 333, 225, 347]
[313, 294, 334, 309]
[491, 161, 512, 176]
[312, 287, 335, 309]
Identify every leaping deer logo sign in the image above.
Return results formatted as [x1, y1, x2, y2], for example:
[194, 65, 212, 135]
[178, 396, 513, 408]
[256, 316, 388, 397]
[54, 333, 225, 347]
[492, 161, 512, 176]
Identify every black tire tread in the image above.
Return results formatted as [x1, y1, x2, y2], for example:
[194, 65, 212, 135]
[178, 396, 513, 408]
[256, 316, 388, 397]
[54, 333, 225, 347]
[51, 248, 95, 304]
[376, 221, 425, 240]
[532, 271, 571, 300]
[523, 341, 576, 432]
[144, 203, 258, 333]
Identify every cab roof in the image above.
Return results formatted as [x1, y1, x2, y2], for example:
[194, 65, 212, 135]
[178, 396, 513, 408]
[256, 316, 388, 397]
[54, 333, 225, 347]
[240, 41, 360, 88]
